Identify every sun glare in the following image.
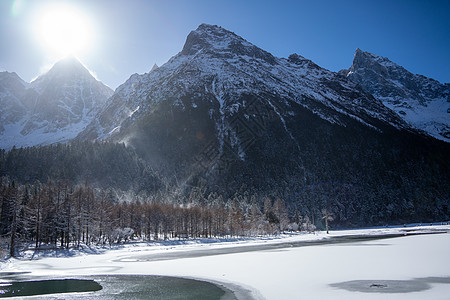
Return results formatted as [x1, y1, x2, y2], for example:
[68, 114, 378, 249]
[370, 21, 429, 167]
[36, 4, 93, 59]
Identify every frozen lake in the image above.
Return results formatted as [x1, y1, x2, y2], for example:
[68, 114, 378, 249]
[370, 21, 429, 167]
[1, 225, 449, 299]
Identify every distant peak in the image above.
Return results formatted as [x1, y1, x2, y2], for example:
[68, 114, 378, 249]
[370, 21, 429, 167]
[0, 71, 27, 86]
[150, 63, 159, 72]
[288, 53, 306, 64]
[61, 54, 79, 62]
[0, 70, 20, 79]
[351, 48, 399, 70]
[53, 55, 85, 69]
[353, 48, 373, 59]
[31, 56, 97, 86]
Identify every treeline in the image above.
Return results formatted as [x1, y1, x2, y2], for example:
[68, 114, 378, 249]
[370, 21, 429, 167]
[0, 178, 315, 257]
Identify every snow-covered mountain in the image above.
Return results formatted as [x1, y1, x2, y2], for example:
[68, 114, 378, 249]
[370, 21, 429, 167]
[0, 57, 113, 149]
[80, 24, 408, 146]
[339, 48, 450, 142]
[74, 25, 450, 201]
[78, 25, 450, 201]
[0, 72, 31, 134]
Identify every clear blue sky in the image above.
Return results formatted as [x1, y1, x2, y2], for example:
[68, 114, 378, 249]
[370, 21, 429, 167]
[1, 0, 449, 89]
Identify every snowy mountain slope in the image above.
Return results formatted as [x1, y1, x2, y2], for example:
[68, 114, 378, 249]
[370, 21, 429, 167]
[0, 57, 113, 149]
[0, 71, 31, 134]
[339, 48, 450, 142]
[80, 24, 408, 147]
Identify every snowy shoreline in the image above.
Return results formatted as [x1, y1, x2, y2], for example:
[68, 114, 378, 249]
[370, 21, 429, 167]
[1, 225, 450, 299]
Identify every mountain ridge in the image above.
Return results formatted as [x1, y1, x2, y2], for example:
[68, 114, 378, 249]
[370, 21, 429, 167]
[339, 48, 449, 141]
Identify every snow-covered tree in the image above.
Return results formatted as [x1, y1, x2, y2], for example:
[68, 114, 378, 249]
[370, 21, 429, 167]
[322, 208, 334, 234]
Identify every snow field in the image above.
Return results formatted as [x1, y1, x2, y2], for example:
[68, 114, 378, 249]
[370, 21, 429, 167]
[1, 225, 450, 299]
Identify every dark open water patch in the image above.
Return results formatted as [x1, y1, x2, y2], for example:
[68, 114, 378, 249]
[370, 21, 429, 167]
[0, 279, 102, 298]
[79, 275, 235, 300]
[0, 275, 242, 299]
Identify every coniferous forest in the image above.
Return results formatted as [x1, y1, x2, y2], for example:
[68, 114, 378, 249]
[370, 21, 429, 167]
[0, 173, 298, 257]
[0, 133, 449, 256]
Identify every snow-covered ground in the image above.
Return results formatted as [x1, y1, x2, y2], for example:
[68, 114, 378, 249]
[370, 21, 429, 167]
[1, 225, 450, 299]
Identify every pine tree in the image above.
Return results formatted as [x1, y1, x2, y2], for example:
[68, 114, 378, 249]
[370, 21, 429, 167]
[3, 181, 20, 257]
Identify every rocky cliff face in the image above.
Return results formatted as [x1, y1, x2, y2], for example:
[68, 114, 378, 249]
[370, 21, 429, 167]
[339, 48, 450, 141]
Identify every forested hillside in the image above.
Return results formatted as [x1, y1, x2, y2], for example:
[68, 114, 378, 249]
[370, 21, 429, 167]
[0, 141, 160, 192]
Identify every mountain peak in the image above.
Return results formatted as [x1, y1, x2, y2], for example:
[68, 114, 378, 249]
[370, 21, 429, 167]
[0, 54, 113, 149]
[181, 24, 241, 55]
[342, 48, 450, 142]
[181, 23, 276, 64]
[57, 54, 81, 64]
[287, 53, 305, 64]
[196, 23, 225, 33]
[48, 55, 90, 76]
[0, 71, 27, 87]
[31, 56, 106, 92]
[351, 48, 400, 70]
[150, 63, 159, 72]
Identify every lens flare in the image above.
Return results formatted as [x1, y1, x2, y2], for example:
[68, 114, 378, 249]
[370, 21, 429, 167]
[11, 0, 25, 17]
[36, 4, 93, 58]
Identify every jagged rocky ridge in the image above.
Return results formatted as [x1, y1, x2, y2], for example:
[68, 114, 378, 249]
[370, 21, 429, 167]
[339, 48, 450, 142]
[0, 57, 113, 149]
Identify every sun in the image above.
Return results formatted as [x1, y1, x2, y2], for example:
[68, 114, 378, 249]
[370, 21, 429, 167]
[36, 4, 93, 59]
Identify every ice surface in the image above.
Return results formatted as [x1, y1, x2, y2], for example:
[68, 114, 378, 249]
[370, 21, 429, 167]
[2, 225, 449, 299]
